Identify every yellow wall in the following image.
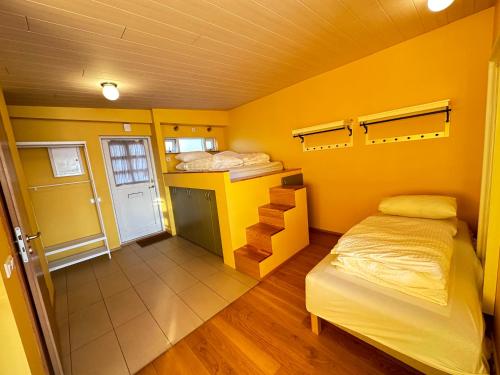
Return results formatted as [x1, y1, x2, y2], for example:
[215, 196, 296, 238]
[0, 89, 46, 374]
[228, 9, 493, 234]
[10, 112, 153, 251]
[19, 147, 104, 260]
[9, 106, 230, 251]
[164, 169, 301, 267]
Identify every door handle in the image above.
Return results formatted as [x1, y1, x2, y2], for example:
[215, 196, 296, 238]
[26, 232, 41, 242]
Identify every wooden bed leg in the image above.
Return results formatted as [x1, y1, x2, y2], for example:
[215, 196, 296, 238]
[311, 313, 322, 335]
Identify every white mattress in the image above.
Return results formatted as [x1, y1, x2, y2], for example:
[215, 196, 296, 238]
[306, 221, 487, 375]
[229, 161, 283, 180]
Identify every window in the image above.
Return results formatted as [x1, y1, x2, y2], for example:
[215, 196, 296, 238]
[164, 137, 218, 153]
[108, 140, 150, 186]
[165, 138, 178, 153]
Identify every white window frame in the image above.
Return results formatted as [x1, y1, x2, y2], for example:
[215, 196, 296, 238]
[164, 137, 218, 153]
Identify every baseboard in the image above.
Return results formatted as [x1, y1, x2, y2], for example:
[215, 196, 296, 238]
[309, 227, 342, 249]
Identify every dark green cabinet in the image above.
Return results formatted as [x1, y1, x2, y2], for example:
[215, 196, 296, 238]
[169, 187, 222, 256]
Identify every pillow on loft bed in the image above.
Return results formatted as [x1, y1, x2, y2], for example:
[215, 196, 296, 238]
[215, 151, 270, 165]
[378, 195, 457, 219]
[175, 151, 212, 162]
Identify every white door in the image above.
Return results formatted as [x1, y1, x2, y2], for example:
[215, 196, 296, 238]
[102, 138, 163, 242]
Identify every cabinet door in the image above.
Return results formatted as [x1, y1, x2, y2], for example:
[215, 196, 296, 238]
[188, 188, 208, 248]
[170, 187, 187, 237]
[206, 191, 223, 256]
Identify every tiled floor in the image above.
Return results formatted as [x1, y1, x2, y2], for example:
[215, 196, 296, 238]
[53, 236, 258, 375]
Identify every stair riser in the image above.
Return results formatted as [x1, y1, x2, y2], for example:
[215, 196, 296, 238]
[234, 254, 261, 279]
[258, 208, 285, 227]
[270, 189, 295, 206]
[259, 214, 284, 227]
[246, 229, 273, 252]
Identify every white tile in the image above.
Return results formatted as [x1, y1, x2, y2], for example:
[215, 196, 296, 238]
[180, 258, 219, 280]
[92, 257, 122, 279]
[113, 248, 143, 269]
[69, 301, 112, 350]
[145, 254, 178, 275]
[133, 245, 162, 261]
[158, 266, 198, 293]
[71, 331, 128, 375]
[122, 262, 156, 285]
[97, 271, 131, 298]
[163, 247, 196, 264]
[178, 282, 229, 321]
[67, 279, 102, 313]
[104, 288, 146, 328]
[203, 271, 251, 302]
[115, 312, 170, 374]
[222, 267, 259, 288]
[134, 276, 175, 310]
[66, 263, 95, 291]
[149, 295, 203, 344]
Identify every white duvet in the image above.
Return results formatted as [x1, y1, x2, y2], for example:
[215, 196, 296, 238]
[331, 215, 457, 305]
[176, 151, 271, 171]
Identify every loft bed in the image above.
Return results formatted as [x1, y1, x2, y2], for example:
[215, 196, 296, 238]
[170, 150, 284, 181]
[170, 160, 284, 181]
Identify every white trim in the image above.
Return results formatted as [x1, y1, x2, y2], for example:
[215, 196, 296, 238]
[99, 136, 165, 244]
[28, 180, 90, 190]
[16, 141, 86, 148]
[478, 62, 499, 261]
[292, 119, 350, 136]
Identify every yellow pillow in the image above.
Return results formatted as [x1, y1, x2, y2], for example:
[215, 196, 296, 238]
[378, 195, 457, 219]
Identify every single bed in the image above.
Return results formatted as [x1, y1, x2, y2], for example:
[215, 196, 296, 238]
[306, 220, 488, 375]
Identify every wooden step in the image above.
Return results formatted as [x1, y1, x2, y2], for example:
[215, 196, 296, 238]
[246, 223, 283, 252]
[258, 203, 294, 227]
[269, 185, 303, 206]
[234, 245, 271, 279]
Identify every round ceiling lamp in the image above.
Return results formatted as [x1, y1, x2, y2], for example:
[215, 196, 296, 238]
[427, 0, 454, 12]
[101, 82, 120, 101]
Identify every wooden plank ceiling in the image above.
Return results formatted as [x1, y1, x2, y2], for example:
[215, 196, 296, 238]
[0, 0, 493, 109]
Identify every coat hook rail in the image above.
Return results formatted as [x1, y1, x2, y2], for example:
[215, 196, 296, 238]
[360, 107, 451, 134]
[357, 100, 451, 145]
[293, 124, 352, 143]
[292, 119, 353, 151]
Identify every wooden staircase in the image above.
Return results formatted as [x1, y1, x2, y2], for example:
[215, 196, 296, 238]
[234, 185, 304, 279]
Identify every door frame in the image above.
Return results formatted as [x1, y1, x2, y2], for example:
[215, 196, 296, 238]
[100, 136, 165, 244]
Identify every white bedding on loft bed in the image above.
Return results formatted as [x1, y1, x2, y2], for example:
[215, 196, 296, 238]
[306, 220, 487, 374]
[228, 161, 283, 180]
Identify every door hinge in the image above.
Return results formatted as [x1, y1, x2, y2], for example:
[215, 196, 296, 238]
[14, 227, 29, 263]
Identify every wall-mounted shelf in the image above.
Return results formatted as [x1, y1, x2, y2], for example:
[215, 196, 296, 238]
[358, 100, 451, 145]
[292, 119, 353, 152]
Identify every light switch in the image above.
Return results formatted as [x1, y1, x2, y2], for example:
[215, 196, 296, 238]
[4, 255, 14, 279]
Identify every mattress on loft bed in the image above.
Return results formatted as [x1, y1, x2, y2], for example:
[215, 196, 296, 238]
[228, 161, 283, 180]
[305, 220, 487, 375]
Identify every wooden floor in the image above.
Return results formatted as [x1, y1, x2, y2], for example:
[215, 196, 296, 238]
[138, 243, 421, 375]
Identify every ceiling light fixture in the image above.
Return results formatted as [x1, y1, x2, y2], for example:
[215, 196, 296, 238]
[101, 82, 120, 101]
[427, 0, 454, 12]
